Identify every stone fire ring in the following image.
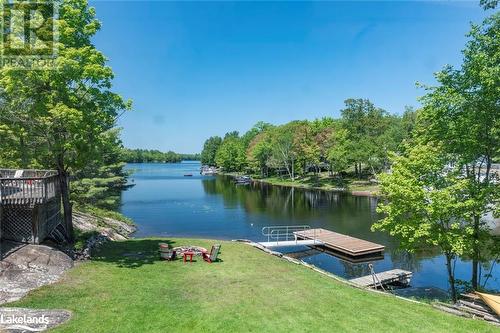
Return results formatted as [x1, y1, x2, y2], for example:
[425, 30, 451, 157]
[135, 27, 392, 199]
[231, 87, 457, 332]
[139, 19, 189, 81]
[172, 246, 207, 256]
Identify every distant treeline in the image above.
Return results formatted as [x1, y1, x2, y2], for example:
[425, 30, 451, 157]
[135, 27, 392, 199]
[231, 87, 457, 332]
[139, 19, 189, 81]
[201, 98, 416, 180]
[123, 148, 200, 163]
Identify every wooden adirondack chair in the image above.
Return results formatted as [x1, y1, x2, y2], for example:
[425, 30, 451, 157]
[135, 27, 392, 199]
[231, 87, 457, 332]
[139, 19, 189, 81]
[203, 244, 221, 263]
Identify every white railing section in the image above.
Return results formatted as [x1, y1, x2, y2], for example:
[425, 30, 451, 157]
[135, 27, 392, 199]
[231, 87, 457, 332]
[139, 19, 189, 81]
[260, 225, 322, 247]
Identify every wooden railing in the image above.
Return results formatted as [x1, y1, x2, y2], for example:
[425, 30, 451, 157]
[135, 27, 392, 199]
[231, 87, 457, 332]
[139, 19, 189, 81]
[0, 169, 60, 205]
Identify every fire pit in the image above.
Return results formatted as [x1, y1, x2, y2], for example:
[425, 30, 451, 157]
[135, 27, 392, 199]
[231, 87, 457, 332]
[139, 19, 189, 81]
[172, 246, 207, 256]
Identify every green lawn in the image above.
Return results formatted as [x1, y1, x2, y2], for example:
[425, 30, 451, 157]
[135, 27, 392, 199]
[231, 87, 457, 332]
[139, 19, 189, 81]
[10, 239, 496, 332]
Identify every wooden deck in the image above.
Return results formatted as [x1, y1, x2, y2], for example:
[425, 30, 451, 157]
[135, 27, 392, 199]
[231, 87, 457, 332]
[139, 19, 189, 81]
[294, 228, 385, 257]
[349, 269, 412, 287]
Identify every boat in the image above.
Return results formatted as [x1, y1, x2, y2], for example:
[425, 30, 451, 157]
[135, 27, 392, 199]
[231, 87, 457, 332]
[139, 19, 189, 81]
[200, 166, 218, 176]
[184, 174, 193, 177]
[235, 176, 252, 185]
[477, 292, 500, 316]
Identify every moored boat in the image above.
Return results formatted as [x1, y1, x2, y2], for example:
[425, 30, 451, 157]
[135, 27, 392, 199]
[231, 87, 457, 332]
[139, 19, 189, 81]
[200, 165, 218, 175]
[235, 175, 252, 185]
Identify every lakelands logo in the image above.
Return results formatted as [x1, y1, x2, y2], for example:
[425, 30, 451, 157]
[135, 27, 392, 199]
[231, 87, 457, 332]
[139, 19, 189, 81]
[0, 0, 59, 70]
[0, 313, 49, 332]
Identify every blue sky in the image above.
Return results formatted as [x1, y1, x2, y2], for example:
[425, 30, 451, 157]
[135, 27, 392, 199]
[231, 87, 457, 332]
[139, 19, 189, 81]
[90, 1, 488, 153]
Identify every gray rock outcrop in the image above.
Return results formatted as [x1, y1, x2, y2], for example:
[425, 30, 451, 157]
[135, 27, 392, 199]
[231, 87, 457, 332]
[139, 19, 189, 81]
[0, 244, 73, 305]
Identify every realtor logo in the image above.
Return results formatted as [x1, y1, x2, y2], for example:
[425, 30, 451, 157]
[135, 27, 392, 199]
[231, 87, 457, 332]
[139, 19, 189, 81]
[0, 313, 49, 332]
[0, 0, 58, 69]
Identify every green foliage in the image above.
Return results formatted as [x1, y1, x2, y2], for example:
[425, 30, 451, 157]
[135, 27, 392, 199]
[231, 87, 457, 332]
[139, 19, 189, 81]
[0, 0, 132, 239]
[374, 145, 474, 254]
[200, 136, 222, 166]
[73, 230, 100, 251]
[0, 0, 132, 172]
[417, 12, 500, 288]
[480, 0, 498, 10]
[327, 128, 350, 175]
[203, 104, 410, 181]
[373, 144, 476, 300]
[215, 136, 247, 172]
[122, 148, 197, 163]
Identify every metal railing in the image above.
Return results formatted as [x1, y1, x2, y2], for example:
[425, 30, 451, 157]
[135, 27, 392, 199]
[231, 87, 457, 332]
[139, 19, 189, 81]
[262, 225, 320, 246]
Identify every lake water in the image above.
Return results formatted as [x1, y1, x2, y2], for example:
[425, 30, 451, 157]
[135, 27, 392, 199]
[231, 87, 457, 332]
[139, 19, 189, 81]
[121, 162, 499, 298]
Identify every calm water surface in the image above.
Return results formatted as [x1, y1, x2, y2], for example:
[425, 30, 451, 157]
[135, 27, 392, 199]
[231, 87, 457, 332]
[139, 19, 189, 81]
[121, 162, 499, 297]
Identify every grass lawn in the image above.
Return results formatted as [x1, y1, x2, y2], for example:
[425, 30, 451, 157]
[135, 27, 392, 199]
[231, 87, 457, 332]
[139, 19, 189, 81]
[10, 239, 496, 332]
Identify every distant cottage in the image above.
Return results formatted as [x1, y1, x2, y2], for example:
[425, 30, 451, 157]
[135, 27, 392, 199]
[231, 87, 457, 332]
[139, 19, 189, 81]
[0, 169, 65, 244]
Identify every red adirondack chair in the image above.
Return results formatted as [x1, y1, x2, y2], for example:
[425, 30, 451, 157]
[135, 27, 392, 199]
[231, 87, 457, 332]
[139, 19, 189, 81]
[203, 244, 221, 263]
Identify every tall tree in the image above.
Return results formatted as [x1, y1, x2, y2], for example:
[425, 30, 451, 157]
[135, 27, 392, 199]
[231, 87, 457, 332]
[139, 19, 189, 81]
[418, 12, 500, 289]
[373, 144, 474, 302]
[340, 98, 390, 177]
[215, 136, 246, 172]
[247, 132, 273, 177]
[201, 136, 222, 166]
[0, 0, 131, 241]
[327, 128, 350, 176]
[270, 122, 308, 180]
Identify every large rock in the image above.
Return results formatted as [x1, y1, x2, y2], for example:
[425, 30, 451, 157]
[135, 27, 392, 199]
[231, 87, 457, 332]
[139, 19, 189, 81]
[73, 211, 136, 241]
[0, 244, 73, 305]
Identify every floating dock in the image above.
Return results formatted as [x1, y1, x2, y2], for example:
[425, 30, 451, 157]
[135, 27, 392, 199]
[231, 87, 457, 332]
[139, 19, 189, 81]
[349, 269, 412, 288]
[294, 228, 385, 257]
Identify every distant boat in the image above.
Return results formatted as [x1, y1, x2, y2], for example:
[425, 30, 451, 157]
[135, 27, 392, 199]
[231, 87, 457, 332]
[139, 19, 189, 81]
[200, 165, 218, 175]
[184, 174, 193, 177]
[235, 175, 252, 185]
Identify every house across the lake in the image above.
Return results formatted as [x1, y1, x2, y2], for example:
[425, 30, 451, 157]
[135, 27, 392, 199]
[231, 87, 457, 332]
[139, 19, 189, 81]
[0, 169, 64, 245]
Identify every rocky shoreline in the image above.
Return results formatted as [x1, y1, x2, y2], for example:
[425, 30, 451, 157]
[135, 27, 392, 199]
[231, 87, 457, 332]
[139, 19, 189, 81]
[70, 211, 136, 260]
[0, 211, 136, 306]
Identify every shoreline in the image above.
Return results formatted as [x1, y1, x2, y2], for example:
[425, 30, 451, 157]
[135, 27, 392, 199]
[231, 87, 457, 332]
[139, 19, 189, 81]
[222, 172, 381, 197]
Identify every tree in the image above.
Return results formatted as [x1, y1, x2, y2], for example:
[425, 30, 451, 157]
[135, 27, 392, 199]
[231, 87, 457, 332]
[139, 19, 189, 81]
[0, 0, 131, 241]
[480, 0, 498, 10]
[200, 136, 222, 166]
[241, 121, 273, 148]
[373, 144, 474, 302]
[215, 136, 246, 172]
[72, 129, 128, 209]
[340, 98, 390, 177]
[327, 128, 350, 176]
[270, 122, 308, 180]
[418, 12, 500, 289]
[247, 132, 273, 177]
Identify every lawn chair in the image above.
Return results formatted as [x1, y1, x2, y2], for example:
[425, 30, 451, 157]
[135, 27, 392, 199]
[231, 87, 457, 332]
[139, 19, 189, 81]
[203, 244, 221, 263]
[13, 170, 24, 178]
[159, 243, 176, 261]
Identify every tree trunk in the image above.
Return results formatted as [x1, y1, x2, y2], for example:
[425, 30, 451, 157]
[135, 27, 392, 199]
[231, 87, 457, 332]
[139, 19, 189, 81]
[445, 253, 457, 303]
[57, 159, 74, 243]
[354, 163, 358, 177]
[471, 215, 480, 290]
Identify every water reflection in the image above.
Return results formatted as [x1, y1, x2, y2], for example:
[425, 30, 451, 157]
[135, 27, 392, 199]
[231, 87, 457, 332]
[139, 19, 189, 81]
[200, 175, 499, 295]
[122, 163, 499, 297]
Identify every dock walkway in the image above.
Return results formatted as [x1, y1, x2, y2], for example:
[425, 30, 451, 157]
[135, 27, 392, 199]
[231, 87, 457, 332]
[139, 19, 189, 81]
[349, 269, 412, 287]
[294, 228, 385, 257]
